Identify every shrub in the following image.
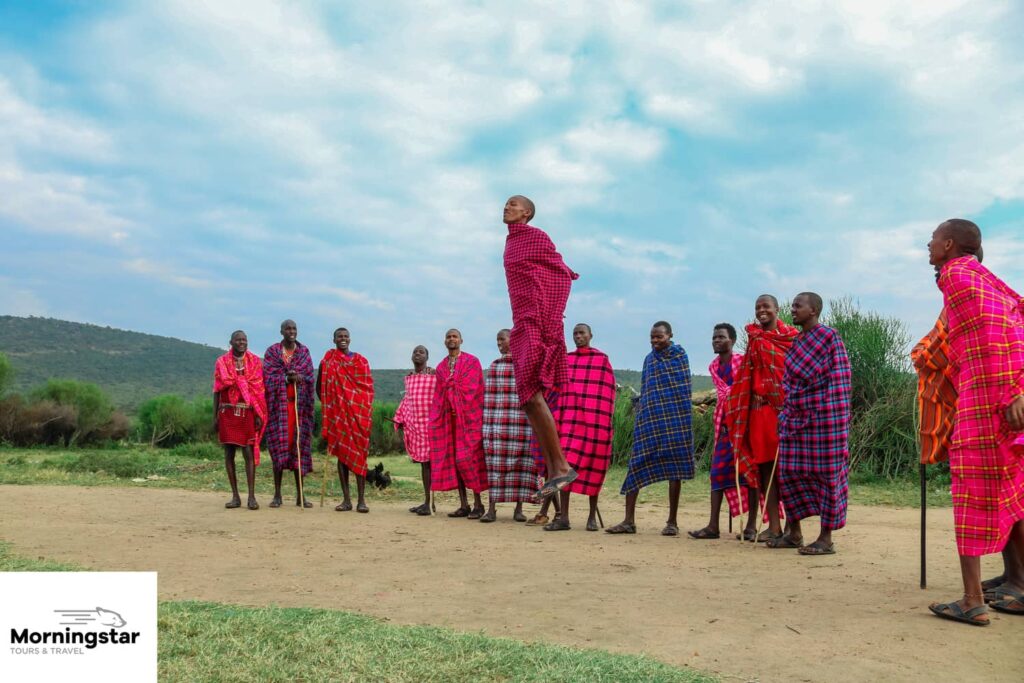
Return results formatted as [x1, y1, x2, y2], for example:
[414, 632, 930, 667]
[31, 379, 115, 445]
[136, 394, 193, 446]
[370, 401, 403, 455]
[0, 352, 12, 394]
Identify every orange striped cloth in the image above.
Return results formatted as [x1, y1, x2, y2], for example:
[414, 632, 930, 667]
[910, 310, 957, 465]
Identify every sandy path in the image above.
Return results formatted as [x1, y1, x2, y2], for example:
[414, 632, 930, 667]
[1, 485, 1020, 682]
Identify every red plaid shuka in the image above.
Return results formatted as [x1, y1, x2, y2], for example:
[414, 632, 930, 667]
[483, 355, 540, 503]
[320, 350, 374, 477]
[263, 342, 315, 474]
[725, 321, 799, 488]
[430, 352, 489, 493]
[560, 347, 616, 496]
[778, 324, 853, 531]
[213, 351, 268, 466]
[939, 256, 1024, 557]
[394, 370, 436, 464]
[504, 222, 579, 406]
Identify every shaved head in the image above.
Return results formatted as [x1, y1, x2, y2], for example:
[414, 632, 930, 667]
[938, 218, 982, 257]
[796, 291, 824, 315]
[512, 195, 535, 221]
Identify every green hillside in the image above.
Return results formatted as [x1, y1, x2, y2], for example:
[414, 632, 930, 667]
[0, 317, 710, 409]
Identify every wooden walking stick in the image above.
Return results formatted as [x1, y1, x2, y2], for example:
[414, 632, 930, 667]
[752, 448, 780, 548]
[294, 382, 305, 509]
[920, 463, 927, 589]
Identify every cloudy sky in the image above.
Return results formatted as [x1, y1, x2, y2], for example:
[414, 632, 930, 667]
[2, 0, 1023, 371]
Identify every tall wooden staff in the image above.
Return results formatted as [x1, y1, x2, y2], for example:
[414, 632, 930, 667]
[752, 448, 780, 548]
[295, 381, 305, 509]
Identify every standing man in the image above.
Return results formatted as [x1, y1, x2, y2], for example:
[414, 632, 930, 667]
[771, 293, 853, 555]
[689, 323, 758, 540]
[606, 321, 693, 536]
[394, 345, 436, 516]
[545, 323, 616, 532]
[503, 195, 579, 497]
[318, 327, 375, 514]
[213, 330, 267, 511]
[430, 329, 489, 518]
[725, 295, 799, 543]
[926, 219, 1024, 625]
[481, 329, 539, 523]
[264, 319, 315, 508]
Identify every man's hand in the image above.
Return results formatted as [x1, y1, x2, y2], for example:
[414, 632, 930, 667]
[1007, 395, 1024, 431]
[254, 415, 263, 430]
[287, 371, 299, 384]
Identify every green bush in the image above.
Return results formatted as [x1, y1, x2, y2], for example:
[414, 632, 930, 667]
[137, 394, 195, 446]
[26, 380, 124, 445]
[825, 297, 917, 478]
[370, 401, 403, 455]
[0, 352, 12, 394]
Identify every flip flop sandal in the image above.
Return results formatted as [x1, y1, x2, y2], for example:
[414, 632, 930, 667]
[765, 535, 803, 549]
[798, 542, 835, 556]
[605, 522, 637, 534]
[928, 601, 990, 626]
[247, 500, 259, 510]
[525, 514, 549, 527]
[356, 503, 369, 513]
[300, 500, 313, 508]
[467, 507, 485, 520]
[479, 512, 496, 523]
[687, 527, 720, 540]
[756, 529, 781, 543]
[336, 502, 353, 512]
[543, 518, 571, 531]
[737, 529, 757, 542]
[225, 500, 242, 509]
[985, 584, 1024, 606]
[538, 469, 579, 497]
[990, 598, 1024, 615]
[513, 511, 528, 522]
[662, 524, 680, 537]
[409, 504, 424, 514]
[268, 499, 282, 508]
[416, 506, 432, 517]
[447, 507, 471, 518]
[981, 575, 1007, 591]
[586, 517, 601, 532]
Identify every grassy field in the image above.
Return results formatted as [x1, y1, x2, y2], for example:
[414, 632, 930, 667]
[0, 445, 951, 508]
[0, 543, 712, 683]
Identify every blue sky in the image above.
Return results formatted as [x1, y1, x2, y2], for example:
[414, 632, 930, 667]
[2, 1, 1023, 372]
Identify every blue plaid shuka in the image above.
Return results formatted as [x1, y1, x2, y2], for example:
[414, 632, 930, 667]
[621, 343, 694, 495]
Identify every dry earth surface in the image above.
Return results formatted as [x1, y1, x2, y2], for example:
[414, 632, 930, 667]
[1, 485, 1020, 683]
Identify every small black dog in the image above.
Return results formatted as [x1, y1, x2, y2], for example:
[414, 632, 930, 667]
[366, 462, 392, 490]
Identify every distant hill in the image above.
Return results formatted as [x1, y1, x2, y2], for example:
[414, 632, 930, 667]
[0, 317, 711, 409]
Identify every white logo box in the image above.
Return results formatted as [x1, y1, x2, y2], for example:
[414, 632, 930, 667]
[0, 572, 157, 683]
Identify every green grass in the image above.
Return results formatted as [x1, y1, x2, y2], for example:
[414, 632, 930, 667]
[0, 543, 711, 683]
[0, 446, 950, 508]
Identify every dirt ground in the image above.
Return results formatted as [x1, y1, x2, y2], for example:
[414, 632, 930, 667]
[1, 485, 1021, 682]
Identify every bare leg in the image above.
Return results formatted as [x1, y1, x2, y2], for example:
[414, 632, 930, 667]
[457, 478, 469, 510]
[707, 489, 723, 533]
[242, 446, 257, 508]
[471, 491, 484, 513]
[667, 480, 681, 527]
[556, 489, 571, 524]
[744, 486, 758, 534]
[623, 492, 638, 525]
[356, 474, 367, 512]
[522, 392, 571, 481]
[338, 461, 351, 506]
[271, 468, 283, 506]
[994, 520, 1024, 607]
[224, 445, 241, 507]
[292, 471, 307, 507]
[420, 462, 431, 507]
[588, 495, 600, 528]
